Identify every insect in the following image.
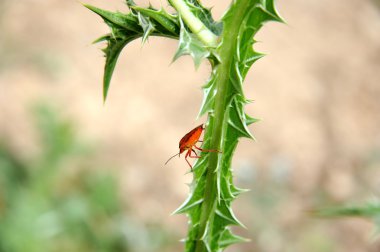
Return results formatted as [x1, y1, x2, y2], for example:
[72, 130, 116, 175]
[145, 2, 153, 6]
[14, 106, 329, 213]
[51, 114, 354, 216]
[165, 124, 220, 170]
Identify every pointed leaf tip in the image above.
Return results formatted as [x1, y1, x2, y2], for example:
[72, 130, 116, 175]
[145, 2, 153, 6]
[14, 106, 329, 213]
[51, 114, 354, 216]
[219, 229, 249, 249]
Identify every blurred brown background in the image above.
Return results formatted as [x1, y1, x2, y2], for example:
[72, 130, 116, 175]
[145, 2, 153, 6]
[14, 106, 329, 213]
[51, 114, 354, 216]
[1, 0, 380, 251]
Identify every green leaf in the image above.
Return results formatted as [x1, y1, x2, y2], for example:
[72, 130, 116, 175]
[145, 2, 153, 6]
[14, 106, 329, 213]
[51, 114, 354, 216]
[198, 72, 217, 116]
[101, 35, 137, 101]
[218, 229, 249, 249]
[178, 0, 282, 251]
[136, 13, 154, 43]
[314, 199, 380, 239]
[84, 4, 142, 32]
[173, 19, 210, 68]
[84, 4, 181, 101]
[131, 6, 180, 35]
[314, 200, 380, 218]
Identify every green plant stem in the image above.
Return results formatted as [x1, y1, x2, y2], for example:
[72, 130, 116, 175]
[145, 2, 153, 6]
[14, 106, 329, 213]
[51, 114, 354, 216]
[194, 1, 251, 251]
[169, 0, 218, 47]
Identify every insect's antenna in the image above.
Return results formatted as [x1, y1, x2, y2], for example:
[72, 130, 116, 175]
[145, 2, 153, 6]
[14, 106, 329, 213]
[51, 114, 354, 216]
[165, 153, 180, 165]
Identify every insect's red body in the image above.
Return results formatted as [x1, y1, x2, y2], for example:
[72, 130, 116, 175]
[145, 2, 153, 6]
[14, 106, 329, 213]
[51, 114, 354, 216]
[165, 124, 220, 170]
[179, 124, 203, 154]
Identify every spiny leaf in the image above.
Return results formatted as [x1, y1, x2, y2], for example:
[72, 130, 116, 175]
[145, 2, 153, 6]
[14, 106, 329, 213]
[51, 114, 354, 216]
[215, 202, 244, 227]
[228, 95, 254, 139]
[101, 35, 138, 101]
[264, 0, 285, 23]
[84, 4, 181, 101]
[173, 180, 205, 214]
[125, 0, 136, 8]
[245, 114, 260, 125]
[173, 19, 210, 68]
[180, 0, 282, 250]
[84, 4, 141, 32]
[131, 6, 180, 35]
[198, 72, 217, 116]
[136, 13, 154, 43]
[218, 229, 249, 249]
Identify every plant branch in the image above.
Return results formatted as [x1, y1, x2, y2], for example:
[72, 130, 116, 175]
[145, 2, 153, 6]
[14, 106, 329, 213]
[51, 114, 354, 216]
[195, 0, 252, 251]
[169, 0, 218, 47]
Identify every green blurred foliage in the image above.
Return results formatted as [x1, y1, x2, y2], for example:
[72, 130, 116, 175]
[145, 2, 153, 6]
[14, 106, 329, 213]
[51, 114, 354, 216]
[0, 105, 171, 252]
[248, 172, 337, 252]
[314, 199, 380, 239]
[311, 148, 380, 241]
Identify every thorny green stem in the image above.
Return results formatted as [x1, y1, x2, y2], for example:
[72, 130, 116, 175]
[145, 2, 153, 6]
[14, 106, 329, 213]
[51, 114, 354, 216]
[194, 0, 251, 251]
[169, 0, 218, 47]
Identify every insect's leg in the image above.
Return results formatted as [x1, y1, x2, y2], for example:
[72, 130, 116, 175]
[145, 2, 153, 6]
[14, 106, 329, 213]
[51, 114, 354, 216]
[194, 145, 221, 153]
[185, 150, 193, 170]
[189, 149, 201, 158]
[197, 140, 203, 143]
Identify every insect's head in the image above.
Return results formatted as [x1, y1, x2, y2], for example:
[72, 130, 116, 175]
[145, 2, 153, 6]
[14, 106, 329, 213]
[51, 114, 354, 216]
[179, 146, 187, 154]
